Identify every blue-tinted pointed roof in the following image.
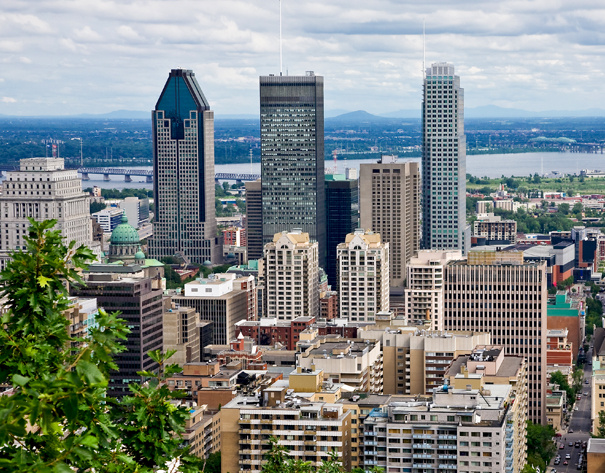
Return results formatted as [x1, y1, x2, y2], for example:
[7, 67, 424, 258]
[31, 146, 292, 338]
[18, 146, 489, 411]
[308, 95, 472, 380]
[156, 69, 209, 112]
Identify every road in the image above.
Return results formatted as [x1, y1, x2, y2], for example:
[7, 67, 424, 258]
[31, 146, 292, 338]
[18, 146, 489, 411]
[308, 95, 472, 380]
[549, 349, 591, 473]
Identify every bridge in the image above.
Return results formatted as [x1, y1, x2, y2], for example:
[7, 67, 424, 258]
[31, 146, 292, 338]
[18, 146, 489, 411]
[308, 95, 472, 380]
[74, 168, 260, 183]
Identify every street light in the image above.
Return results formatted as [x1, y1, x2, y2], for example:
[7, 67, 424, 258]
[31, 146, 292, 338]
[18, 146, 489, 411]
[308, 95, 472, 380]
[71, 137, 83, 166]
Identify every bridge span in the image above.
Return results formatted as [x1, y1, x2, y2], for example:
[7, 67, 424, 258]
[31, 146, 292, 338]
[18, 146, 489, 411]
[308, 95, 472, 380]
[74, 168, 260, 183]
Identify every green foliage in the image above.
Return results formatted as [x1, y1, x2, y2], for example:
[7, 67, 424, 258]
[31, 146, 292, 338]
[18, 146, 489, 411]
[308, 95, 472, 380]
[261, 437, 383, 473]
[550, 370, 579, 407]
[203, 451, 221, 473]
[525, 421, 556, 469]
[596, 411, 605, 438]
[0, 219, 204, 472]
[90, 201, 107, 214]
[586, 296, 604, 336]
[84, 187, 153, 200]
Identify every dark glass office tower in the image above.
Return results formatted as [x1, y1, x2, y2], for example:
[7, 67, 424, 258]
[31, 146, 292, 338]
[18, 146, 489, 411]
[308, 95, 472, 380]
[149, 69, 219, 264]
[325, 175, 358, 287]
[260, 73, 326, 268]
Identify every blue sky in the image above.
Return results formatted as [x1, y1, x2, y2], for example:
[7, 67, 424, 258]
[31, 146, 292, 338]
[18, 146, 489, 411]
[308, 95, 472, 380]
[1, 0, 605, 116]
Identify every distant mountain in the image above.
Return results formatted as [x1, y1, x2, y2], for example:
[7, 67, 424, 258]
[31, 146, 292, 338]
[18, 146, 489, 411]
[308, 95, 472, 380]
[325, 109, 353, 118]
[328, 110, 404, 124]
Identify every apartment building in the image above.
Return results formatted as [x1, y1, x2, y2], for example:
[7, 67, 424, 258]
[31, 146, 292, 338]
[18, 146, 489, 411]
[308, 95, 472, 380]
[472, 213, 517, 244]
[360, 156, 420, 287]
[263, 230, 319, 320]
[221, 396, 352, 473]
[404, 250, 462, 330]
[362, 384, 518, 473]
[337, 230, 389, 322]
[360, 326, 490, 395]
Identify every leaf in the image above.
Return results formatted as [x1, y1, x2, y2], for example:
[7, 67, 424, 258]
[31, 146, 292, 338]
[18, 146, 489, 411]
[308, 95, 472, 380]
[61, 393, 78, 422]
[12, 374, 30, 386]
[78, 361, 106, 386]
[37, 275, 52, 288]
[53, 462, 73, 473]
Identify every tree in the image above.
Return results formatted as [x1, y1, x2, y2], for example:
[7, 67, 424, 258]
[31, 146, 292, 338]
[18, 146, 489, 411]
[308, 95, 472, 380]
[525, 421, 556, 469]
[596, 410, 605, 438]
[0, 219, 204, 472]
[90, 201, 107, 214]
[558, 203, 570, 215]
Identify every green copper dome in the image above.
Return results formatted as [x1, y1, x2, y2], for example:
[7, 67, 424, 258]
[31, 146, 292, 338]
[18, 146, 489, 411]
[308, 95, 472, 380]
[110, 214, 140, 245]
[134, 246, 146, 260]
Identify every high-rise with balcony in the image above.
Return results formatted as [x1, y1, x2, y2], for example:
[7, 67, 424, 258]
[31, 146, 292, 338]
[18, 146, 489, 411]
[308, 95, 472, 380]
[149, 69, 219, 264]
[260, 73, 326, 269]
[337, 230, 389, 322]
[359, 156, 419, 287]
[421, 62, 468, 253]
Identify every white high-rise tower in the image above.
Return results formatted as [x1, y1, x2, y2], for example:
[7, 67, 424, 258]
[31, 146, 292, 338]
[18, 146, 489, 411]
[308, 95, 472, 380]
[421, 62, 468, 253]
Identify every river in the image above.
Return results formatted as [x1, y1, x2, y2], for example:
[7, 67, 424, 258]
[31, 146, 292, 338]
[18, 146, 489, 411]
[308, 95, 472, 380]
[71, 151, 605, 190]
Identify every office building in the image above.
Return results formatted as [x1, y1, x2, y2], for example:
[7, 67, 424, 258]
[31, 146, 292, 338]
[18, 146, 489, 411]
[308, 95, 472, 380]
[172, 274, 249, 345]
[119, 196, 150, 229]
[0, 157, 93, 268]
[149, 68, 219, 264]
[260, 73, 326, 268]
[163, 304, 201, 366]
[472, 213, 517, 245]
[92, 207, 124, 234]
[244, 179, 263, 261]
[443, 249, 548, 423]
[421, 62, 468, 253]
[263, 230, 319, 320]
[70, 274, 164, 397]
[359, 156, 419, 287]
[325, 174, 359, 287]
[337, 230, 389, 322]
[404, 250, 462, 329]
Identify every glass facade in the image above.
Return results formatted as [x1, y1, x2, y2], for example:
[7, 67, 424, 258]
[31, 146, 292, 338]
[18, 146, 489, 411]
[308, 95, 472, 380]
[149, 69, 219, 263]
[260, 74, 327, 268]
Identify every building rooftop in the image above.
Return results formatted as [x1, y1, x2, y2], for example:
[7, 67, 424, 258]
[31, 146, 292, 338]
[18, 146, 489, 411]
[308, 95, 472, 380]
[587, 438, 605, 454]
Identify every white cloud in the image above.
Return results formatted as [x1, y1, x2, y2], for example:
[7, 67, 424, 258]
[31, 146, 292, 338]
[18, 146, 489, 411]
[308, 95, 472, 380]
[2, 97, 17, 103]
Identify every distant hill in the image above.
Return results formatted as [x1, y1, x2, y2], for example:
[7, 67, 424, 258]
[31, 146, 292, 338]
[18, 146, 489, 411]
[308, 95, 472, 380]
[328, 110, 404, 125]
[381, 105, 605, 119]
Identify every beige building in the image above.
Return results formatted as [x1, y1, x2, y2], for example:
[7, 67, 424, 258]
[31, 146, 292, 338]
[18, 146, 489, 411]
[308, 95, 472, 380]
[359, 156, 419, 287]
[404, 250, 462, 329]
[360, 326, 490, 395]
[443, 249, 548, 423]
[545, 388, 566, 433]
[337, 230, 389, 322]
[177, 401, 221, 460]
[163, 303, 201, 366]
[297, 334, 383, 393]
[221, 395, 352, 473]
[445, 346, 528, 473]
[587, 438, 605, 473]
[263, 230, 319, 320]
[0, 157, 95, 268]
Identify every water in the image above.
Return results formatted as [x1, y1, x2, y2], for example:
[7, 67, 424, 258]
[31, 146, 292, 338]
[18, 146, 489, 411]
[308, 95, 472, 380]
[70, 151, 605, 190]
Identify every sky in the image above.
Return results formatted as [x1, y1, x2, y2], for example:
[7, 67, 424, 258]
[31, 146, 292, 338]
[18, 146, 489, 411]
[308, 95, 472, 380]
[2, 0, 605, 117]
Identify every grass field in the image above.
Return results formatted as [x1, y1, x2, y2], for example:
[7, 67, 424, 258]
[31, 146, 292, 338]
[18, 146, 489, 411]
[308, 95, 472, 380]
[467, 176, 605, 195]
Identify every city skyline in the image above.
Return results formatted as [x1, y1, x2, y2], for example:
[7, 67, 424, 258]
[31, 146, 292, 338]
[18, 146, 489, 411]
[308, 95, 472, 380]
[2, 1, 605, 116]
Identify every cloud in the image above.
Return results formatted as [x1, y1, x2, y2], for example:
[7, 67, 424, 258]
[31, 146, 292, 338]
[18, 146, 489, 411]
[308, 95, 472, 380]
[2, 97, 17, 103]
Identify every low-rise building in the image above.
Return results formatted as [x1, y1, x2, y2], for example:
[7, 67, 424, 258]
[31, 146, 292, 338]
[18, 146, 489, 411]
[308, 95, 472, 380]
[472, 213, 517, 245]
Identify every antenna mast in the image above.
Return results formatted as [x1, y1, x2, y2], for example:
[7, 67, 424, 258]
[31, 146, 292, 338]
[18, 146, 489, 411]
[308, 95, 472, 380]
[279, 0, 283, 76]
[423, 19, 426, 79]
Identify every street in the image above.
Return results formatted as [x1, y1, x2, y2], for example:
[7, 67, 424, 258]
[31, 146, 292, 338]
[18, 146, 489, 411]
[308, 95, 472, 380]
[549, 350, 592, 473]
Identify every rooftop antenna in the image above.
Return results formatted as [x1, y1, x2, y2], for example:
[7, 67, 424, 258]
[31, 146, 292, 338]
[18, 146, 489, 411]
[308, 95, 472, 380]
[423, 19, 426, 79]
[279, 0, 283, 76]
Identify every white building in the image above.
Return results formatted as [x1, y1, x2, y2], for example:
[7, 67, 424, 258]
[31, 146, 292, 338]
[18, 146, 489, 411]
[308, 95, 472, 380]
[119, 196, 150, 229]
[337, 229, 389, 322]
[0, 158, 93, 267]
[263, 230, 319, 320]
[92, 207, 124, 233]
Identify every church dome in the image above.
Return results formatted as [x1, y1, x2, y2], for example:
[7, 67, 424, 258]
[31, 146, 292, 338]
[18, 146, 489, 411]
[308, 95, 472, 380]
[110, 214, 140, 245]
[134, 249, 146, 260]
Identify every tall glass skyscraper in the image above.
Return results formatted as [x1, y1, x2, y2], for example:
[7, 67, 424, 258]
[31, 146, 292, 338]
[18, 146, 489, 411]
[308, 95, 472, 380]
[260, 73, 326, 268]
[421, 62, 468, 254]
[149, 69, 219, 264]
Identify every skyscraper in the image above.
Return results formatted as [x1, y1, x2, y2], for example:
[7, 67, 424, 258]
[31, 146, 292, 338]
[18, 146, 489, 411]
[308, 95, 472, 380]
[359, 157, 420, 287]
[260, 73, 326, 268]
[421, 62, 468, 253]
[149, 69, 219, 264]
[244, 179, 263, 261]
[325, 174, 358, 287]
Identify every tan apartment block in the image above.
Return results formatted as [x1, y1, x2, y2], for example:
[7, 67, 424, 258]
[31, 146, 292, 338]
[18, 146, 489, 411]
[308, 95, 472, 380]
[359, 157, 420, 288]
[360, 326, 490, 395]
